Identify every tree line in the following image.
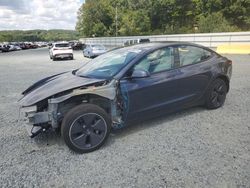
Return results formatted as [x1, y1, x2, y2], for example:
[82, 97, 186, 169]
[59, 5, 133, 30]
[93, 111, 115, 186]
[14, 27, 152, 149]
[76, 0, 250, 37]
[0, 30, 78, 42]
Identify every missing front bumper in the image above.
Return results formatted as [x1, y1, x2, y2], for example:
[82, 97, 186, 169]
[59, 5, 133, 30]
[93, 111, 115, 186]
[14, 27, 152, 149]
[27, 112, 50, 125]
[22, 111, 50, 137]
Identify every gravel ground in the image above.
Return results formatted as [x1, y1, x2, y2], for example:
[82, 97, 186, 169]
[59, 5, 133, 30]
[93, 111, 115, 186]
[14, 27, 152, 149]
[0, 48, 249, 188]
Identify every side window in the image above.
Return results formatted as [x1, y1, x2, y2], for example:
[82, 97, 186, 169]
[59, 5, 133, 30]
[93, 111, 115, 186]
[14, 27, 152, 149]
[178, 46, 212, 66]
[134, 47, 174, 74]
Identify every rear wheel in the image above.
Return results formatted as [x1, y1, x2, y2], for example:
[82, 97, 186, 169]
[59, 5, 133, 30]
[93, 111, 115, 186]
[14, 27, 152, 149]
[205, 78, 227, 109]
[52, 56, 56, 61]
[61, 104, 111, 153]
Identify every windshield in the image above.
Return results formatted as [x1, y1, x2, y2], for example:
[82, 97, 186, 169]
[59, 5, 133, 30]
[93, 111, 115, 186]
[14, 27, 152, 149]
[76, 48, 140, 79]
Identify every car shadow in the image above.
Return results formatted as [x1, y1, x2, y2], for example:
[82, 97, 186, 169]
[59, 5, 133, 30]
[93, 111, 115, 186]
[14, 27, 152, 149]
[31, 106, 206, 151]
[52, 58, 74, 61]
[105, 106, 206, 147]
[32, 129, 64, 148]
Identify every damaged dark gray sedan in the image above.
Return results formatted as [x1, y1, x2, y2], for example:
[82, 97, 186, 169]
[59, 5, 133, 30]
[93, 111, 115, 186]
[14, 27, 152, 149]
[19, 42, 232, 153]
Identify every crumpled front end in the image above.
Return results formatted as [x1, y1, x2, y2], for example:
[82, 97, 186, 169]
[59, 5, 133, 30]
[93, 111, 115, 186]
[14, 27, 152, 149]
[20, 101, 59, 137]
[19, 79, 126, 138]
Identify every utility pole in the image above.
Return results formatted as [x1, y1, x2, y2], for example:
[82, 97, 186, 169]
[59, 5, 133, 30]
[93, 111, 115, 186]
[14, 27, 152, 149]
[115, 6, 118, 37]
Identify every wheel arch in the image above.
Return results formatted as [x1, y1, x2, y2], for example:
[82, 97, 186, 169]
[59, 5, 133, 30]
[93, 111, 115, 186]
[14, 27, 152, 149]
[58, 93, 113, 117]
[215, 74, 230, 92]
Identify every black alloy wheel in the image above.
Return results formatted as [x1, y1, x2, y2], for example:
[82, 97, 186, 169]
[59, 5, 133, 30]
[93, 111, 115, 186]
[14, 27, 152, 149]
[61, 104, 111, 153]
[206, 78, 227, 109]
[70, 113, 107, 149]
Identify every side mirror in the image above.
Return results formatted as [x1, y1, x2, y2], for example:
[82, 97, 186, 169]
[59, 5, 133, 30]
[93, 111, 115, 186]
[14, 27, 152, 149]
[131, 69, 150, 79]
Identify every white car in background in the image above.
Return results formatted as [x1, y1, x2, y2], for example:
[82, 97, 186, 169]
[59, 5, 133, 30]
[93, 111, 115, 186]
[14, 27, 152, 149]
[49, 42, 73, 61]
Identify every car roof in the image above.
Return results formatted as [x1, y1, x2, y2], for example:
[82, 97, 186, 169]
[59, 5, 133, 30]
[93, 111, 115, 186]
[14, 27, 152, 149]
[119, 42, 210, 54]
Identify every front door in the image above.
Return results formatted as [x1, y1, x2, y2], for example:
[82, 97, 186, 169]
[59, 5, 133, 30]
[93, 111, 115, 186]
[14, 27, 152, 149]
[120, 47, 183, 121]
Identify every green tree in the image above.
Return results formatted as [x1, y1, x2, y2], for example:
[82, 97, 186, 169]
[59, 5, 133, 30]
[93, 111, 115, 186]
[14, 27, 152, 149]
[198, 12, 239, 33]
[222, 0, 250, 30]
[75, 0, 250, 37]
[119, 10, 151, 35]
[0, 30, 78, 42]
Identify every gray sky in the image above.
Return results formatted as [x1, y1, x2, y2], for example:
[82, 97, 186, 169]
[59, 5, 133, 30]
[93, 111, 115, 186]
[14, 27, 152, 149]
[0, 0, 84, 30]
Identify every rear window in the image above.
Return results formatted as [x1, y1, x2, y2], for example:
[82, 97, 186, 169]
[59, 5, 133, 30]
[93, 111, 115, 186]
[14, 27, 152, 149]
[178, 45, 212, 66]
[55, 43, 69, 47]
[92, 45, 105, 50]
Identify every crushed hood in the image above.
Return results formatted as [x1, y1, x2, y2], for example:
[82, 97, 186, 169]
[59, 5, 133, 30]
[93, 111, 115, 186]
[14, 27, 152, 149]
[19, 71, 105, 107]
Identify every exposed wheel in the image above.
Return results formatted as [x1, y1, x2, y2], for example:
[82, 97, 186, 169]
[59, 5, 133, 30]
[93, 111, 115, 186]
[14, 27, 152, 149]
[52, 56, 56, 61]
[71, 55, 74, 60]
[61, 104, 111, 153]
[205, 78, 227, 109]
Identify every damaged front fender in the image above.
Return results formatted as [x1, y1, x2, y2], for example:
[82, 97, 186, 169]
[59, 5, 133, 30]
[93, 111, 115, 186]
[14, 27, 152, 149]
[49, 79, 123, 127]
[49, 79, 117, 104]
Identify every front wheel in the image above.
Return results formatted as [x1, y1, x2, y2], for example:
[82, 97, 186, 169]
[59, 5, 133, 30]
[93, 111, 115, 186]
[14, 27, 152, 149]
[61, 104, 111, 153]
[205, 78, 228, 109]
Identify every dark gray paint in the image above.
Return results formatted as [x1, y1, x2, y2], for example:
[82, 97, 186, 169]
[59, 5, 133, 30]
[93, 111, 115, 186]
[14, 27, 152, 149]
[19, 72, 105, 107]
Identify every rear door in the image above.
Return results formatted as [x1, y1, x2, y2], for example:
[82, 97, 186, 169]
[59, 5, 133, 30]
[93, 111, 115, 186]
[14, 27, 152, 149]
[174, 45, 215, 104]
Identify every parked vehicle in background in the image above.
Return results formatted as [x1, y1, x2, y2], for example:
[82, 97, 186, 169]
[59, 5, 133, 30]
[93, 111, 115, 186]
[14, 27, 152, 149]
[73, 42, 85, 50]
[83, 44, 107, 58]
[8, 45, 22, 51]
[19, 42, 232, 153]
[49, 42, 73, 61]
[35, 42, 48, 48]
[124, 38, 150, 46]
[19, 43, 29, 50]
[0, 44, 4, 52]
[0, 42, 46, 52]
[19, 42, 37, 50]
[0, 45, 10, 52]
[69, 41, 85, 50]
[48, 42, 53, 49]
[0, 44, 3, 52]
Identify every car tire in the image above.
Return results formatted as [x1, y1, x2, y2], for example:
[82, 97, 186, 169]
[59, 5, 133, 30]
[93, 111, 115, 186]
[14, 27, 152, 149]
[61, 103, 111, 153]
[52, 56, 56, 61]
[71, 55, 74, 60]
[205, 78, 227, 109]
